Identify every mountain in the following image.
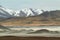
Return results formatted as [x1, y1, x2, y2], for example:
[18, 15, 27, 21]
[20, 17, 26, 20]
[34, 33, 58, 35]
[0, 5, 60, 26]
[18, 8, 43, 17]
[0, 10, 60, 26]
[0, 5, 15, 18]
[0, 5, 43, 18]
[39, 10, 60, 21]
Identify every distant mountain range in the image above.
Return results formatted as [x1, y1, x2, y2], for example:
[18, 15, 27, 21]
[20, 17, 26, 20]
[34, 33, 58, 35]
[0, 5, 43, 18]
[0, 5, 60, 26]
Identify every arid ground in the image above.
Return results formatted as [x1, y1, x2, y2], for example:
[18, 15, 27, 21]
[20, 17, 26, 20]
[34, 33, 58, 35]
[0, 36, 60, 40]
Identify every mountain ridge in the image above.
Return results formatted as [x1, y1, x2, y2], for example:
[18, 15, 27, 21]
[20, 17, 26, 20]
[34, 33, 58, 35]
[0, 6, 43, 18]
[0, 6, 60, 26]
[0, 10, 60, 26]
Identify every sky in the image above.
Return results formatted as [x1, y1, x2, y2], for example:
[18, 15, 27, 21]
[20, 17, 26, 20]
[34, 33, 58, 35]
[0, 0, 60, 11]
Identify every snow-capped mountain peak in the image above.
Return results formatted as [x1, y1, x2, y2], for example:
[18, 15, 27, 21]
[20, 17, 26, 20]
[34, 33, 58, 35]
[20, 8, 35, 17]
[0, 6, 43, 18]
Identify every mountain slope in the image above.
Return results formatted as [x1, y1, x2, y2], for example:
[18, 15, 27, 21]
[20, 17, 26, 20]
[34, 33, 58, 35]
[0, 10, 60, 26]
[39, 10, 60, 21]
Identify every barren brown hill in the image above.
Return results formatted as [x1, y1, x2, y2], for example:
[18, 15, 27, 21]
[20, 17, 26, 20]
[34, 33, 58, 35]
[0, 10, 60, 26]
